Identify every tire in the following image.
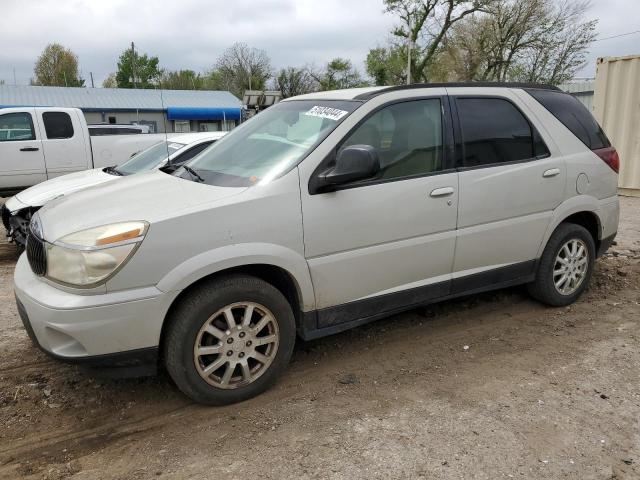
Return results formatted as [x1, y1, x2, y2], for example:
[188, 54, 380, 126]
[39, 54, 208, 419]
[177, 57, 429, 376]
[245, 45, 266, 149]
[528, 223, 596, 307]
[164, 274, 296, 405]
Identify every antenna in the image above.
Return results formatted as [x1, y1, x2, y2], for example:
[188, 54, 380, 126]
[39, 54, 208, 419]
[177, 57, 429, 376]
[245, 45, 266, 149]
[159, 81, 172, 168]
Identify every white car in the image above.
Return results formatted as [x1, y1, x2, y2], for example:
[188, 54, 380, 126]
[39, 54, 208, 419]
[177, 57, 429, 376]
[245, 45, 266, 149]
[2, 132, 225, 245]
[14, 83, 619, 405]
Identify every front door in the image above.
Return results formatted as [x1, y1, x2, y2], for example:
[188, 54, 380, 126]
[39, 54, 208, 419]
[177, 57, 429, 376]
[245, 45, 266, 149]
[300, 96, 459, 328]
[0, 109, 45, 195]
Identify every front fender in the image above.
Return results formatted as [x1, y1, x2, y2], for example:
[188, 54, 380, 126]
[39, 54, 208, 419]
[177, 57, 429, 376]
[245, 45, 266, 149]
[155, 242, 316, 311]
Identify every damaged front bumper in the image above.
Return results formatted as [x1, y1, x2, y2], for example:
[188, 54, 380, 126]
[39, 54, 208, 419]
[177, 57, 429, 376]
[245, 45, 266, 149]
[1, 199, 35, 247]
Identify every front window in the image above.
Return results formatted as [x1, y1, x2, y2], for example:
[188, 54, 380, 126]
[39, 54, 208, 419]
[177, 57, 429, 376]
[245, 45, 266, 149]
[0, 112, 36, 141]
[178, 100, 361, 187]
[116, 141, 185, 175]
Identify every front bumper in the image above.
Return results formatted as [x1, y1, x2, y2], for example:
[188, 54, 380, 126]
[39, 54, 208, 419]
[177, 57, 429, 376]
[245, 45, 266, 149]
[14, 254, 180, 375]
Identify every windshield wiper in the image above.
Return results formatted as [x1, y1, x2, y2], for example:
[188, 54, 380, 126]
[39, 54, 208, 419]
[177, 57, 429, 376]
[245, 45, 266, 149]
[183, 165, 204, 183]
[104, 165, 124, 176]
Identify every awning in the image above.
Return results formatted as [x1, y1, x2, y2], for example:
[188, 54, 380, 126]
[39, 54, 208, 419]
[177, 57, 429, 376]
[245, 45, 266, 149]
[166, 107, 242, 121]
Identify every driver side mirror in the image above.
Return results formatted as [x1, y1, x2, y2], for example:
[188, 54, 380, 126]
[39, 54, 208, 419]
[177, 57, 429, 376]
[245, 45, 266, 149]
[315, 145, 380, 192]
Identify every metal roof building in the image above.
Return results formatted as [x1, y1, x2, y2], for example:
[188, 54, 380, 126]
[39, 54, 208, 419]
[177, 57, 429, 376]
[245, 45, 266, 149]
[0, 85, 243, 133]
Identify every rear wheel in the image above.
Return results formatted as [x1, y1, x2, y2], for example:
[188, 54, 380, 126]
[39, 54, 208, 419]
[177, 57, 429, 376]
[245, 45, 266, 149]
[528, 223, 595, 307]
[164, 275, 296, 405]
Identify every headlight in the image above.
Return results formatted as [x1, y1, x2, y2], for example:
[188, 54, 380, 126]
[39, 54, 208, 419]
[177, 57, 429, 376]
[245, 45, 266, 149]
[46, 221, 148, 287]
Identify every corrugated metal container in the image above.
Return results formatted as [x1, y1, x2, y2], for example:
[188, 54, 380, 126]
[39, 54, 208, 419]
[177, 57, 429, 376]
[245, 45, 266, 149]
[560, 80, 595, 111]
[593, 55, 640, 196]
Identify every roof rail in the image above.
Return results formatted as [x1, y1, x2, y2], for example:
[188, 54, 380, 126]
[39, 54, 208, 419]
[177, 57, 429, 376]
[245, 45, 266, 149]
[353, 82, 561, 100]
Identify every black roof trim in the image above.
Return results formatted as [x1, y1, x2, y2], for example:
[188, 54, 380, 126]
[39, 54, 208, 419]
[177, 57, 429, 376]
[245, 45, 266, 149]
[354, 82, 561, 100]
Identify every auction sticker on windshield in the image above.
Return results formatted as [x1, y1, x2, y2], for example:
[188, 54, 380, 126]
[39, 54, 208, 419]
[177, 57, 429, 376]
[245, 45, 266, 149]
[304, 106, 349, 121]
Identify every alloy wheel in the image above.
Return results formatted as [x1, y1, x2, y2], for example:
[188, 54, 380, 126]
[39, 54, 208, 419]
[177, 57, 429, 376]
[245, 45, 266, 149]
[553, 238, 589, 295]
[193, 302, 280, 389]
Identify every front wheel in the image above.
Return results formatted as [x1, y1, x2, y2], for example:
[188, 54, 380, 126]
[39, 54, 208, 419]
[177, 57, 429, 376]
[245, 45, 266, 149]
[164, 275, 296, 405]
[528, 223, 595, 307]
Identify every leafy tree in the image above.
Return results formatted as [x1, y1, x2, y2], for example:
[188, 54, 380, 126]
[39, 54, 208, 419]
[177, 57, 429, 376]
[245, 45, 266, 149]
[33, 43, 84, 87]
[274, 67, 317, 98]
[102, 73, 117, 88]
[115, 47, 161, 88]
[209, 43, 272, 97]
[366, 46, 407, 86]
[160, 69, 204, 90]
[311, 58, 367, 91]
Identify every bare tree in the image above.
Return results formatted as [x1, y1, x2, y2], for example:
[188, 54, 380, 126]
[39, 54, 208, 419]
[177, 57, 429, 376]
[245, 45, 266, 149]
[442, 0, 596, 84]
[102, 73, 117, 88]
[274, 67, 317, 98]
[210, 43, 272, 98]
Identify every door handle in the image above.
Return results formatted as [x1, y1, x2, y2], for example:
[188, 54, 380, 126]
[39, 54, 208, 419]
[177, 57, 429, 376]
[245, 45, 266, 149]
[20, 147, 39, 152]
[543, 168, 560, 178]
[430, 187, 455, 197]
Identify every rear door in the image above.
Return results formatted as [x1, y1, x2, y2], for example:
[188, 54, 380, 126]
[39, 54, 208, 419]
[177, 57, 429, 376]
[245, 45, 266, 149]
[0, 109, 46, 195]
[36, 109, 87, 178]
[450, 89, 565, 290]
[299, 93, 459, 327]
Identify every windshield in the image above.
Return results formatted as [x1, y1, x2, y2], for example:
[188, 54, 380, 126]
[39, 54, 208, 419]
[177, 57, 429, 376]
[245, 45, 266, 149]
[177, 100, 361, 187]
[116, 141, 185, 175]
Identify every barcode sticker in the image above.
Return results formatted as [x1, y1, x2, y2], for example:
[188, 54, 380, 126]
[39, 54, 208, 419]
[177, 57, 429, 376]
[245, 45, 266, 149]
[304, 106, 349, 121]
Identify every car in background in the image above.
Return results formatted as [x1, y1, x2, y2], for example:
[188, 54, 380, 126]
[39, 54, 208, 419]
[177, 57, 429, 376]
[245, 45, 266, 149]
[0, 107, 174, 196]
[88, 124, 152, 136]
[2, 132, 225, 246]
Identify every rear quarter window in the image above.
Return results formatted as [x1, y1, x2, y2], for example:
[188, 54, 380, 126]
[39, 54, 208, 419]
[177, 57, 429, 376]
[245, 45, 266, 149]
[526, 89, 610, 150]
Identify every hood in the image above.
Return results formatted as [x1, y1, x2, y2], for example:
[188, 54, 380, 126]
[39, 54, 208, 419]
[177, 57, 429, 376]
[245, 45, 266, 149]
[15, 168, 116, 209]
[37, 170, 247, 242]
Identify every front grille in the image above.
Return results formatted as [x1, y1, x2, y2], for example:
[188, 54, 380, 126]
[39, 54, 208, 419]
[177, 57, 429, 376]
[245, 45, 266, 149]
[26, 234, 47, 276]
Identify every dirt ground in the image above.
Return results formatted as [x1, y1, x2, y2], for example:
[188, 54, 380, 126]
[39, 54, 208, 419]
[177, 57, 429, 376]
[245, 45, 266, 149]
[0, 197, 638, 480]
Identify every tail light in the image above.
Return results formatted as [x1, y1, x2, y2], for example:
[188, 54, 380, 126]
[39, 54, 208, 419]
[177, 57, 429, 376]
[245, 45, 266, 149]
[593, 147, 620, 173]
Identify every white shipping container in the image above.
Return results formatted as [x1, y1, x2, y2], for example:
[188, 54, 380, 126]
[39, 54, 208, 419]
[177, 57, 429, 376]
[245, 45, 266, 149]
[593, 55, 640, 196]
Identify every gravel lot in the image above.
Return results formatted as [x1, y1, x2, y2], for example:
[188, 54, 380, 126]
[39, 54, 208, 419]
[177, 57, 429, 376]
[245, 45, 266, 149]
[0, 197, 639, 480]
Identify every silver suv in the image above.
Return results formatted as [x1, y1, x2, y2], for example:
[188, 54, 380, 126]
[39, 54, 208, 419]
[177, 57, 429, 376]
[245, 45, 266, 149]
[14, 83, 620, 405]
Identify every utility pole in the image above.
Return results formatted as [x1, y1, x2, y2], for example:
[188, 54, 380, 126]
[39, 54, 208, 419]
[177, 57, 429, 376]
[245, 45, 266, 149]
[131, 41, 136, 89]
[406, 17, 412, 85]
[90, 72, 95, 88]
[13, 67, 16, 85]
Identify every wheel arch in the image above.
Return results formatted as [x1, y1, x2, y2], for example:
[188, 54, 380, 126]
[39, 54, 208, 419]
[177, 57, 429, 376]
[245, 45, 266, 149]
[538, 197, 604, 258]
[158, 263, 306, 362]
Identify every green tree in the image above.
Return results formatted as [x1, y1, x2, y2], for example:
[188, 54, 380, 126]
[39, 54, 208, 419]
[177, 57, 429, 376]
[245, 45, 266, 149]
[160, 69, 204, 90]
[115, 47, 161, 88]
[33, 43, 84, 87]
[312, 58, 367, 91]
[366, 46, 407, 85]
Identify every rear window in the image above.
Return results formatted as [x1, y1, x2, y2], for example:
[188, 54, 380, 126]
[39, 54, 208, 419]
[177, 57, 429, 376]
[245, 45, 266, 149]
[527, 89, 610, 150]
[42, 112, 74, 139]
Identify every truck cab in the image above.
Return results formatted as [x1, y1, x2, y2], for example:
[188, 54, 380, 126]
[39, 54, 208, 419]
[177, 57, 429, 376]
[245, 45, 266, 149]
[0, 107, 91, 196]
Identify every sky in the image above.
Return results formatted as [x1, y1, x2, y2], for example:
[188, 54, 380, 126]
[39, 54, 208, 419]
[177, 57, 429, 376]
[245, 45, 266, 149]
[0, 0, 638, 87]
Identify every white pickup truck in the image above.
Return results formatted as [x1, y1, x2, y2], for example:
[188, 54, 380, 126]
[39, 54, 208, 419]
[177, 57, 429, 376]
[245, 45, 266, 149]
[0, 107, 170, 196]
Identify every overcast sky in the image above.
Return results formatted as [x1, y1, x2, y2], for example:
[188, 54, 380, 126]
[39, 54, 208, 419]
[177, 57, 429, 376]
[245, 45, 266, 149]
[0, 0, 638, 87]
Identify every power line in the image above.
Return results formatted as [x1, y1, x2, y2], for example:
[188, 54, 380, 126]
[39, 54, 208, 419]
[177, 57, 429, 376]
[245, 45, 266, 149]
[594, 29, 640, 42]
